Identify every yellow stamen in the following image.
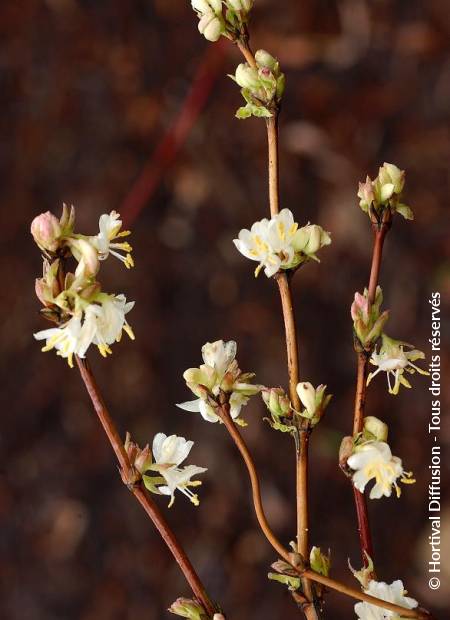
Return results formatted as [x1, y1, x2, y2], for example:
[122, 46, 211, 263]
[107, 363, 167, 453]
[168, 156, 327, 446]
[123, 324, 135, 340]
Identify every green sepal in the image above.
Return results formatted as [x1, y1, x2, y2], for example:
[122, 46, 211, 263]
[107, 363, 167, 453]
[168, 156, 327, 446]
[142, 474, 165, 494]
[267, 572, 301, 591]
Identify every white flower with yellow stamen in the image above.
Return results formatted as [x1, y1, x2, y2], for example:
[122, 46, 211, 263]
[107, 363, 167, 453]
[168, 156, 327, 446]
[34, 313, 95, 368]
[177, 339, 260, 423]
[90, 211, 134, 269]
[233, 209, 330, 277]
[34, 293, 135, 364]
[347, 441, 415, 500]
[150, 433, 207, 507]
[367, 334, 428, 395]
[90, 293, 135, 357]
[354, 579, 418, 620]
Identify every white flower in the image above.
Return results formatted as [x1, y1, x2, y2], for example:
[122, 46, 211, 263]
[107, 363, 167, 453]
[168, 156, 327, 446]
[355, 579, 418, 620]
[90, 211, 134, 269]
[347, 441, 415, 500]
[34, 293, 135, 365]
[151, 434, 207, 507]
[89, 294, 135, 357]
[367, 334, 428, 395]
[233, 209, 330, 277]
[177, 339, 259, 423]
[34, 313, 94, 368]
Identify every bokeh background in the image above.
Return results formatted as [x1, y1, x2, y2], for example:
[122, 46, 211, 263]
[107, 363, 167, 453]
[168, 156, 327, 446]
[1, 1, 449, 618]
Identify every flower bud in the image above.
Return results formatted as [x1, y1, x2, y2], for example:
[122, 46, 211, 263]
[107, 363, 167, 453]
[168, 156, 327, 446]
[35, 259, 61, 306]
[357, 176, 375, 213]
[192, 0, 222, 13]
[352, 286, 389, 350]
[234, 63, 261, 90]
[296, 382, 316, 415]
[310, 546, 331, 577]
[378, 162, 404, 195]
[262, 387, 291, 419]
[363, 416, 388, 442]
[197, 12, 224, 41]
[255, 49, 278, 72]
[351, 292, 369, 323]
[293, 224, 331, 256]
[31, 211, 62, 252]
[296, 382, 332, 426]
[124, 432, 153, 476]
[227, 0, 253, 11]
[339, 436, 354, 468]
[168, 597, 206, 620]
[275, 73, 286, 99]
[59, 203, 75, 234]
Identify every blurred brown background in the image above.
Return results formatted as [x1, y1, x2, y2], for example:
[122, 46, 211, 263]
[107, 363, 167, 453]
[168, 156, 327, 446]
[1, 1, 449, 618]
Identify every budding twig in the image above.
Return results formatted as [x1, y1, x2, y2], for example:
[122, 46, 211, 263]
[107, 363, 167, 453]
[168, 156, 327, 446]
[351, 214, 391, 566]
[76, 357, 217, 618]
[217, 404, 428, 620]
[233, 34, 315, 617]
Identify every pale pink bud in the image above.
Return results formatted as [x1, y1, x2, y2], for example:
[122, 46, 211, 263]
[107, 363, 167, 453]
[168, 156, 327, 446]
[351, 292, 369, 322]
[30, 211, 62, 252]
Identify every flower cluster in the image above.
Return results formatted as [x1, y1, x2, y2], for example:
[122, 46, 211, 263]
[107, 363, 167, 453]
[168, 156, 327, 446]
[126, 433, 207, 508]
[234, 208, 331, 277]
[367, 334, 428, 396]
[177, 340, 260, 424]
[31, 206, 135, 366]
[358, 162, 413, 222]
[355, 579, 418, 620]
[351, 286, 389, 351]
[191, 0, 253, 43]
[340, 416, 415, 500]
[262, 381, 331, 433]
[231, 49, 285, 119]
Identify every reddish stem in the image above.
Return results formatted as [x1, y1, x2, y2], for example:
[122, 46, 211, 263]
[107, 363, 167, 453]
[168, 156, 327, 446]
[76, 357, 216, 617]
[351, 219, 390, 567]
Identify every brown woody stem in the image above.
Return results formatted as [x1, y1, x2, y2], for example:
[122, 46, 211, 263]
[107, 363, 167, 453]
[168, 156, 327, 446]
[76, 356, 216, 617]
[218, 404, 428, 620]
[266, 115, 280, 217]
[351, 218, 390, 566]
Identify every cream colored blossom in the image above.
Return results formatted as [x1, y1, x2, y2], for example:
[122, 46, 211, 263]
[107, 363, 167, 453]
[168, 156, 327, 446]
[347, 441, 415, 500]
[354, 579, 418, 620]
[34, 293, 135, 365]
[177, 339, 260, 423]
[90, 211, 134, 268]
[150, 433, 207, 507]
[367, 334, 428, 395]
[233, 209, 331, 277]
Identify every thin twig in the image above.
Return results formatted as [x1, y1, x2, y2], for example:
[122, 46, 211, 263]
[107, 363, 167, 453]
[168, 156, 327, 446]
[350, 216, 390, 566]
[217, 404, 429, 620]
[266, 115, 280, 217]
[76, 356, 217, 617]
[235, 32, 316, 612]
[236, 38, 257, 68]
